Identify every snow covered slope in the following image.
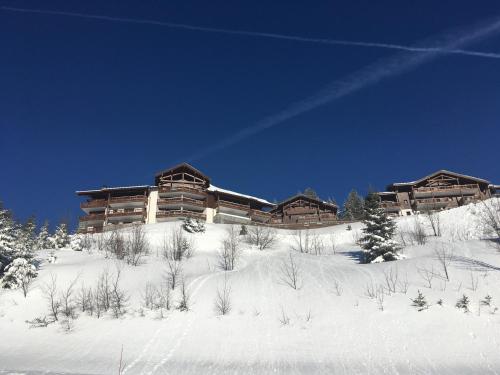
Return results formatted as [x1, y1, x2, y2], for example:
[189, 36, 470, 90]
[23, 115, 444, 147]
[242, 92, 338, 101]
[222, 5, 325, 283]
[1, 202, 500, 374]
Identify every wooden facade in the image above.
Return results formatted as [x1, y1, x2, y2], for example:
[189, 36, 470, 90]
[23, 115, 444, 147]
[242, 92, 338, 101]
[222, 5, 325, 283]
[270, 195, 338, 227]
[377, 170, 498, 216]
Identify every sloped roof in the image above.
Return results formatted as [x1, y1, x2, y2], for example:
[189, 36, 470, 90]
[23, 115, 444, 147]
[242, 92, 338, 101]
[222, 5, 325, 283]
[208, 184, 273, 206]
[391, 169, 491, 187]
[272, 194, 338, 211]
[154, 162, 210, 181]
[76, 185, 150, 195]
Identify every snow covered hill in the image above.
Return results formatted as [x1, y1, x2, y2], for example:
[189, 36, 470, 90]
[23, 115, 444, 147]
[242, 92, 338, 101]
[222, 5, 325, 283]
[1, 201, 500, 374]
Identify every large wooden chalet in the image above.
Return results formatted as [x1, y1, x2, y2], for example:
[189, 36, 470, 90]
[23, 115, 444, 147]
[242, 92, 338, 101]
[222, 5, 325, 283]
[77, 163, 338, 233]
[377, 170, 499, 216]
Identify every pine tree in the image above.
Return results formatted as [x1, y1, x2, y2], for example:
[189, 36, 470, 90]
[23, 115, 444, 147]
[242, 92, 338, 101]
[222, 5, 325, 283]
[0, 202, 17, 268]
[303, 188, 318, 200]
[411, 290, 428, 311]
[52, 222, 70, 249]
[15, 216, 37, 260]
[360, 192, 401, 263]
[36, 221, 51, 250]
[342, 190, 364, 220]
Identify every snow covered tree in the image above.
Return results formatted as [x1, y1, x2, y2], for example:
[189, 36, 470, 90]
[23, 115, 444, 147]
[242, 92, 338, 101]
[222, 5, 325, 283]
[51, 222, 70, 249]
[36, 221, 51, 250]
[341, 190, 364, 220]
[0, 203, 17, 271]
[14, 216, 37, 260]
[360, 192, 401, 263]
[303, 187, 318, 200]
[1, 257, 38, 296]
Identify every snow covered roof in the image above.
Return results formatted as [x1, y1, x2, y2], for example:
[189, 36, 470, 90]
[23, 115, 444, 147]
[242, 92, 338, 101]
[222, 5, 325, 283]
[207, 185, 273, 206]
[392, 169, 491, 187]
[273, 194, 338, 209]
[377, 191, 397, 195]
[76, 185, 150, 195]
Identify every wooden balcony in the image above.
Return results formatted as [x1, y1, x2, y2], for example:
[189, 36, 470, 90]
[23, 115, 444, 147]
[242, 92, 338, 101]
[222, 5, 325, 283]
[78, 226, 104, 234]
[380, 201, 401, 212]
[109, 196, 146, 204]
[107, 209, 145, 218]
[157, 197, 205, 208]
[158, 185, 207, 197]
[250, 209, 271, 222]
[414, 198, 456, 210]
[413, 184, 478, 198]
[217, 200, 250, 212]
[81, 199, 107, 209]
[156, 210, 206, 220]
[80, 213, 106, 222]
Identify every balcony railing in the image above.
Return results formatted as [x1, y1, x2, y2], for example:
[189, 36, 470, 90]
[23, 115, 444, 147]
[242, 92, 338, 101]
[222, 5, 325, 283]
[107, 209, 145, 217]
[109, 196, 146, 203]
[217, 200, 250, 212]
[81, 199, 107, 209]
[156, 210, 206, 220]
[157, 197, 205, 207]
[80, 214, 106, 222]
[413, 184, 479, 198]
[380, 202, 401, 211]
[158, 185, 207, 195]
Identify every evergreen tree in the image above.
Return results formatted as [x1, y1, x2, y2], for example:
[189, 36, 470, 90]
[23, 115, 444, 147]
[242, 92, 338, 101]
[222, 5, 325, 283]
[411, 290, 428, 311]
[360, 192, 401, 263]
[0, 203, 17, 268]
[15, 216, 37, 260]
[36, 221, 51, 250]
[342, 190, 364, 220]
[52, 222, 70, 249]
[303, 188, 319, 200]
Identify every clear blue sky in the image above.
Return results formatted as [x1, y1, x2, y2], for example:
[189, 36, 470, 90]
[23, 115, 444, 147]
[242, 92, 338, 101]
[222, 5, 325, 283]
[1, 0, 499, 229]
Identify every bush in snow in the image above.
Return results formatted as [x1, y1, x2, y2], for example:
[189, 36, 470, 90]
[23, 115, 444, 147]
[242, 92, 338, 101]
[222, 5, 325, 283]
[246, 225, 277, 250]
[177, 279, 190, 312]
[475, 198, 500, 242]
[239, 224, 248, 236]
[1, 258, 38, 297]
[218, 226, 241, 271]
[290, 229, 325, 255]
[360, 192, 401, 263]
[411, 290, 428, 311]
[70, 235, 84, 251]
[162, 227, 195, 261]
[182, 217, 205, 233]
[456, 294, 470, 313]
[51, 222, 70, 249]
[125, 225, 150, 266]
[279, 252, 301, 290]
[214, 276, 232, 316]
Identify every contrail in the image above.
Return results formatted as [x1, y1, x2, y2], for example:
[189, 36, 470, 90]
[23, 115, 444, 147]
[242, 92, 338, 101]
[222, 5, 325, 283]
[183, 16, 500, 162]
[2, 6, 500, 60]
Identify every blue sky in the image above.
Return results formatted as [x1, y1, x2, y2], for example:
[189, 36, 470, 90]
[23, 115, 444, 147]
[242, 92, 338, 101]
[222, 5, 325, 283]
[1, 0, 500, 229]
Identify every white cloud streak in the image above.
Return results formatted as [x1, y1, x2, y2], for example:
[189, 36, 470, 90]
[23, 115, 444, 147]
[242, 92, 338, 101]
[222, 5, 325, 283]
[2, 6, 500, 60]
[183, 16, 500, 162]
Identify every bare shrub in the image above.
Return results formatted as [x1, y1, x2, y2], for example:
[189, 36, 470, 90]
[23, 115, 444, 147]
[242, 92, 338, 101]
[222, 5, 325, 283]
[126, 225, 149, 266]
[417, 265, 436, 288]
[410, 218, 427, 245]
[177, 279, 190, 311]
[81, 234, 93, 252]
[333, 278, 343, 296]
[96, 268, 112, 312]
[476, 199, 500, 244]
[398, 272, 410, 294]
[469, 268, 479, 291]
[364, 282, 379, 299]
[434, 245, 454, 281]
[142, 281, 172, 313]
[383, 267, 399, 294]
[218, 226, 241, 271]
[214, 276, 232, 316]
[162, 227, 195, 261]
[41, 274, 60, 321]
[279, 252, 301, 290]
[290, 230, 325, 255]
[375, 288, 385, 311]
[60, 275, 80, 319]
[278, 306, 290, 325]
[246, 225, 277, 250]
[328, 233, 337, 254]
[106, 230, 127, 260]
[77, 283, 93, 313]
[424, 210, 441, 237]
[110, 267, 129, 318]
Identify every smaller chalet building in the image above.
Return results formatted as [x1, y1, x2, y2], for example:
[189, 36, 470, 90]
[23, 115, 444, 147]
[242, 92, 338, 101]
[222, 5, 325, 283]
[77, 163, 338, 233]
[377, 170, 499, 216]
[270, 195, 338, 228]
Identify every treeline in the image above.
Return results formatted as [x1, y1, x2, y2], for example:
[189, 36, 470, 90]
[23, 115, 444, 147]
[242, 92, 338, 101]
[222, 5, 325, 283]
[0, 201, 71, 291]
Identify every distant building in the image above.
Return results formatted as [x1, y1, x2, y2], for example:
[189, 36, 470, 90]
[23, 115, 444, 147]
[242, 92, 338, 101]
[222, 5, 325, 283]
[77, 163, 273, 233]
[270, 195, 338, 228]
[377, 170, 499, 216]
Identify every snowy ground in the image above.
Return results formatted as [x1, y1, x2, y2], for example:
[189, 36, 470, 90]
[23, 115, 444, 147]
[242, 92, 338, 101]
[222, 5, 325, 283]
[1, 203, 500, 374]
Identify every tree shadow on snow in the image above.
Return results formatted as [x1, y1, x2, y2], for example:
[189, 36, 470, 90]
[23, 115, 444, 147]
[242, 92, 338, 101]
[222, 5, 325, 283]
[341, 249, 365, 264]
[452, 255, 500, 272]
